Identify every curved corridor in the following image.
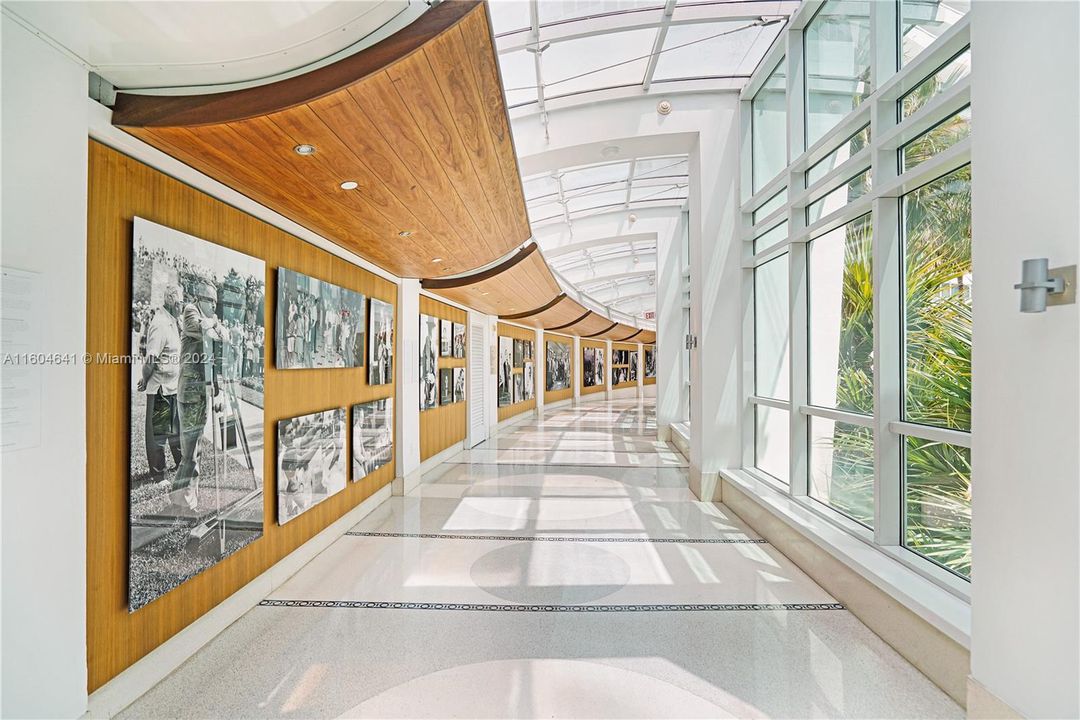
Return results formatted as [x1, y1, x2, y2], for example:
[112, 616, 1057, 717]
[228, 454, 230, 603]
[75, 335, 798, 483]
[121, 399, 960, 719]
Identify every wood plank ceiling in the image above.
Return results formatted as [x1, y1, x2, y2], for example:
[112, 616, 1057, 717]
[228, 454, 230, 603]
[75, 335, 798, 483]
[111, 0, 654, 339]
[112, 0, 529, 279]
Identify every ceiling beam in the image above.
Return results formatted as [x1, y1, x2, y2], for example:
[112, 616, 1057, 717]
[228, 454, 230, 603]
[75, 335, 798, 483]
[574, 269, 655, 288]
[421, 243, 538, 289]
[543, 232, 657, 257]
[548, 310, 592, 331]
[499, 293, 566, 320]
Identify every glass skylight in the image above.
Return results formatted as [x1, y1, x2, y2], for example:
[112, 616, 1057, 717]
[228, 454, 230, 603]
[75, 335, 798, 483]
[652, 20, 780, 82]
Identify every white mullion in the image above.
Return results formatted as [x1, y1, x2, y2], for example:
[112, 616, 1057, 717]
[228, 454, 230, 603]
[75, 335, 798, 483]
[889, 421, 972, 449]
[642, 0, 677, 92]
[876, 16, 970, 104]
[740, 97, 757, 468]
[878, 137, 971, 198]
[786, 28, 806, 176]
[879, 77, 971, 150]
[785, 22, 807, 498]
[790, 146, 872, 208]
[747, 236, 792, 268]
[750, 396, 790, 411]
[800, 404, 875, 428]
[871, 33, 902, 545]
[793, 195, 874, 245]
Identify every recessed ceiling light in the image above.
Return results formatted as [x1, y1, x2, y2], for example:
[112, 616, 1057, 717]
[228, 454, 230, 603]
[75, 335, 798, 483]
[432, 257, 443, 263]
[399, 230, 413, 237]
[340, 181, 358, 190]
[294, 144, 316, 155]
[601, 145, 620, 159]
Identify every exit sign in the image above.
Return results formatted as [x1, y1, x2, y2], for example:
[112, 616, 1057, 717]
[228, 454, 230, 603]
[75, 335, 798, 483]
[642, 311, 655, 320]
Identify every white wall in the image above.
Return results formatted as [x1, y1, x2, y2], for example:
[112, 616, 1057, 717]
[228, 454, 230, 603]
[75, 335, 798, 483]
[394, 279, 420, 489]
[1, 16, 90, 718]
[969, 2, 1080, 717]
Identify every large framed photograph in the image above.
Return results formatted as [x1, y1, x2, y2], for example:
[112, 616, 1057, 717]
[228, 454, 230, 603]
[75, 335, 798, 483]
[513, 338, 524, 367]
[420, 313, 438, 410]
[498, 336, 513, 406]
[439, 367, 453, 405]
[524, 340, 533, 361]
[368, 298, 394, 385]
[583, 347, 596, 387]
[453, 366, 466, 403]
[276, 268, 364, 369]
[439, 318, 452, 357]
[352, 398, 393, 480]
[129, 217, 265, 612]
[595, 348, 605, 387]
[513, 373, 524, 404]
[523, 361, 534, 400]
[629, 351, 639, 381]
[645, 348, 656, 378]
[277, 408, 346, 524]
[452, 322, 466, 358]
[546, 339, 570, 391]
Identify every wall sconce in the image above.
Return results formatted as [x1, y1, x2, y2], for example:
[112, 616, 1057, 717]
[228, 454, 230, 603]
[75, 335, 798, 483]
[1014, 258, 1076, 312]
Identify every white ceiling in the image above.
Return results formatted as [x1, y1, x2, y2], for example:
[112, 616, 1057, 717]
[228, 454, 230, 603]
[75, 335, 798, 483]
[2, 0, 412, 89]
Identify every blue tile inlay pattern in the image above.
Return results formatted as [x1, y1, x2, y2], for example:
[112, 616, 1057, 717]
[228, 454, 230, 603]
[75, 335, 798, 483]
[345, 531, 769, 544]
[259, 600, 846, 612]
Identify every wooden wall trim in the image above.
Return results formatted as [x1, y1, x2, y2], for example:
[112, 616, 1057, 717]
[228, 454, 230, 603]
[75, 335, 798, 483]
[549, 310, 592, 331]
[499, 293, 565, 320]
[421, 243, 538, 289]
[112, 1, 482, 127]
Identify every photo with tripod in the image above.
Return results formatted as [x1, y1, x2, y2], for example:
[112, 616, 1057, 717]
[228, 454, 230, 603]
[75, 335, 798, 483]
[128, 217, 266, 611]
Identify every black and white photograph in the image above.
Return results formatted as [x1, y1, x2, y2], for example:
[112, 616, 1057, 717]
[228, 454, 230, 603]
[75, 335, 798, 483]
[613, 366, 629, 385]
[351, 398, 393, 480]
[595, 348, 606, 387]
[546, 340, 570, 391]
[498, 336, 513, 406]
[128, 217, 266, 612]
[452, 322, 466, 358]
[368, 298, 394, 385]
[583, 347, 597, 388]
[420, 313, 438, 410]
[524, 340, 533, 361]
[277, 408, 346, 525]
[453, 366, 466, 403]
[276, 268, 364, 369]
[513, 338, 524, 367]
[629, 351, 639, 381]
[439, 367, 453, 405]
[523, 362, 534, 400]
[645, 347, 656, 378]
[439, 318, 452, 357]
[513, 372, 524, 404]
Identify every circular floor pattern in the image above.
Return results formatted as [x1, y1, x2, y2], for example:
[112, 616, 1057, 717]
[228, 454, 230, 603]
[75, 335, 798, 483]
[470, 542, 631, 604]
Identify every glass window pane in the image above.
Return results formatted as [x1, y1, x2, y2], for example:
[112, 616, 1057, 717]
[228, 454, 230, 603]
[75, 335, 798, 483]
[542, 29, 654, 99]
[497, 49, 540, 107]
[806, 167, 872, 225]
[654, 21, 779, 82]
[753, 188, 787, 225]
[809, 418, 874, 527]
[489, 0, 532, 35]
[900, 0, 970, 66]
[808, 214, 873, 414]
[752, 58, 787, 193]
[538, 0, 662, 27]
[903, 436, 971, 577]
[903, 165, 972, 431]
[901, 106, 970, 172]
[563, 161, 631, 191]
[753, 221, 787, 255]
[629, 183, 686, 202]
[523, 174, 559, 201]
[804, 0, 872, 148]
[754, 254, 789, 400]
[566, 189, 628, 214]
[634, 156, 689, 178]
[901, 48, 971, 118]
[755, 405, 789, 484]
[806, 124, 871, 187]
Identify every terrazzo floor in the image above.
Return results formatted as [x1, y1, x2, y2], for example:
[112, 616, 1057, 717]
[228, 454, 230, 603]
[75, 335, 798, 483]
[120, 398, 962, 719]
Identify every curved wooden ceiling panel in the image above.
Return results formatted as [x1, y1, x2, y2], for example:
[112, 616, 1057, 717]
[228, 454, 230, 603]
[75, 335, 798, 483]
[596, 323, 639, 341]
[567, 313, 619, 337]
[424, 245, 561, 318]
[112, 1, 530, 279]
[521, 295, 591, 329]
[637, 330, 657, 344]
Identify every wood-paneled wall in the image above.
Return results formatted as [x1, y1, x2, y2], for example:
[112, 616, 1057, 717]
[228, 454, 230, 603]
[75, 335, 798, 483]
[419, 295, 466, 461]
[543, 332, 574, 405]
[643, 344, 657, 386]
[85, 141, 397, 691]
[580, 338, 607, 396]
[611, 342, 638, 390]
[496, 322, 536, 422]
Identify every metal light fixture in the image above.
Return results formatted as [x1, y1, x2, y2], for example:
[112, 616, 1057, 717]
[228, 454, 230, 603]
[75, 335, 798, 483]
[340, 181, 358, 190]
[294, 144, 316, 155]
[1014, 258, 1075, 312]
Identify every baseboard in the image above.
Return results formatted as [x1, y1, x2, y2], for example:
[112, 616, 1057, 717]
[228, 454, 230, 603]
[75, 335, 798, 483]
[669, 422, 690, 458]
[718, 475, 970, 707]
[689, 469, 721, 502]
[495, 408, 537, 432]
[608, 386, 638, 400]
[83, 484, 393, 719]
[395, 441, 464, 495]
[967, 678, 1024, 719]
[542, 398, 573, 412]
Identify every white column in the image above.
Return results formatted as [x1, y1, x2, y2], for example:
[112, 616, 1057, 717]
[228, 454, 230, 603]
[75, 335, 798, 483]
[534, 327, 545, 413]
[604, 339, 613, 399]
[572, 335, 581, 404]
[1, 17, 89, 719]
[656, 215, 684, 436]
[636, 342, 644, 398]
[488, 317, 500, 429]
[688, 94, 742, 502]
[969, 4, 1079, 718]
[393, 278, 420, 494]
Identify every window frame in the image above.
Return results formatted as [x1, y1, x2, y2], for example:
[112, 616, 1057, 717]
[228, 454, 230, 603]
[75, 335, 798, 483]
[739, 0, 972, 598]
